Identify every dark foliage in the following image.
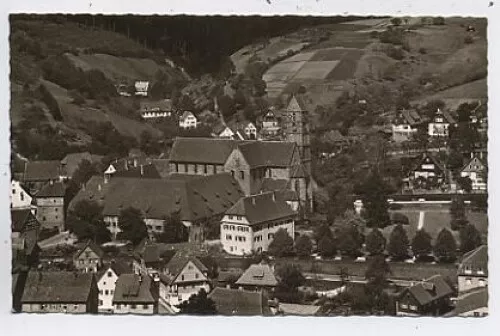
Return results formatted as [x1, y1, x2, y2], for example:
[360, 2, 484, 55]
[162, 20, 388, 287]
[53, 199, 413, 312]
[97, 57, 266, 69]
[268, 228, 295, 257]
[317, 235, 337, 258]
[387, 224, 409, 261]
[355, 172, 392, 228]
[411, 229, 433, 260]
[155, 212, 188, 244]
[117, 207, 148, 245]
[365, 228, 386, 256]
[177, 289, 217, 315]
[459, 224, 483, 253]
[434, 228, 457, 263]
[274, 263, 305, 303]
[294, 235, 313, 258]
[66, 199, 110, 244]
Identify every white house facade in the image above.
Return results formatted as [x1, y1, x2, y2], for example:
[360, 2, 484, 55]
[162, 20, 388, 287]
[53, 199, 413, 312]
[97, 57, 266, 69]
[179, 111, 198, 129]
[97, 267, 120, 313]
[11, 180, 32, 210]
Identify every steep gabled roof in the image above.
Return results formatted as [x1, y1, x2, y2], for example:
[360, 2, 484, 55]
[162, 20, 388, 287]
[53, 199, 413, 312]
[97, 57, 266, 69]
[208, 287, 272, 316]
[165, 253, 208, 283]
[35, 181, 66, 198]
[73, 240, 105, 260]
[238, 141, 296, 168]
[225, 191, 297, 226]
[169, 137, 239, 164]
[409, 152, 446, 176]
[235, 262, 278, 287]
[23, 160, 63, 182]
[286, 95, 308, 112]
[448, 287, 488, 316]
[405, 275, 454, 306]
[11, 209, 34, 232]
[140, 99, 173, 112]
[113, 274, 155, 304]
[21, 271, 94, 303]
[459, 245, 488, 276]
[61, 152, 103, 177]
[460, 157, 486, 173]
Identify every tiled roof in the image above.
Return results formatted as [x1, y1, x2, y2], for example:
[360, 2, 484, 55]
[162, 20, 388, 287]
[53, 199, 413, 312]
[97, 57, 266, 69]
[286, 95, 308, 112]
[225, 191, 297, 226]
[406, 275, 454, 306]
[113, 274, 155, 303]
[448, 287, 488, 316]
[169, 137, 296, 168]
[208, 287, 272, 316]
[61, 152, 103, 177]
[180, 111, 195, 120]
[11, 209, 33, 232]
[68, 176, 109, 211]
[238, 141, 296, 168]
[101, 174, 243, 222]
[459, 245, 488, 276]
[166, 252, 208, 279]
[279, 303, 321, 316]
[150, 159, 170, 178]
[97, 260, 132, 281]
[393, 109, 423, 126]
[23, 160, 63, 182]
[21, 271, 94, 303]
[235, 262, 278, 287]
[140, 99, 173, 112]
[73, 240, 105, 260]
[35, 181, 66, 198]
[169, 137, 239, 164]
[112, 163, 161, 179]
[460, 157, 486, 173]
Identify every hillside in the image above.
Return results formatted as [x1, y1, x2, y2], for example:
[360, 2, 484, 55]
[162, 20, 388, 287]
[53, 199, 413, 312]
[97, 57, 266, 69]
[10, 17, 188, 160]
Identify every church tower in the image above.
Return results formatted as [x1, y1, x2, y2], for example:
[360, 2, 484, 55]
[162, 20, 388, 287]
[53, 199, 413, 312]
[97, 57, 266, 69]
[283, 95, 312, 173]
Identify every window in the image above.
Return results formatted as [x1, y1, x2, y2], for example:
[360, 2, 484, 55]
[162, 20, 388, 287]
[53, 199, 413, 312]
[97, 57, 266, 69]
[55, 216, 58, 220]
[105, 290, 109, 295]
[195, 273, 199, 279]
[99, 300, 103, 306]
[194, 165, 198, 173]
[107, 271, 112, 277]
[240, 171, 245, 180]
[20, 192, 24, 201]
[474, 312, 480, 317]
[143, 304, 149, 310]
[410, 305, 418, 311]
[116, 304, 121, 310]
[155, 226, 163, 231]
[231, 170, 235, 178]
[236, 216, 242, 221]
[43, 216, 46, 221]
[400, 303, 408, 309]
[99, 290, 103, 295]
[181, 275, 185, 281]
[110, 290, 114, 295]
[12, 189, 16, 194]
[131, 304, 136, 309]
[204, 165, 208, 174]
[223, 225, 228, 230]
[55, 207, 58, 212]
[226, 234, 232, 240]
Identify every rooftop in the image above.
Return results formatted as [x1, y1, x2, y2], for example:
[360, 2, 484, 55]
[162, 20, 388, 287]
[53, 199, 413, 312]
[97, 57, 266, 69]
[35, 181, 66, 198]
[225, 191, 297, 226]
[23, 160, 63, 182]
[21, 271, 94, 303]
[208, 287, 272, 316]
[447, 287, 488, 316]
[235, 262, 278, 287]
[459, 245, 488, 276]
[113, 274, 155, 303]
[405, 275, 454, 306]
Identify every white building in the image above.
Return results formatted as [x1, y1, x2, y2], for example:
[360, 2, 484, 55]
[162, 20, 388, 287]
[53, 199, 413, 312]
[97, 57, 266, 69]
[134, 81, 149, 97]
[220, 192, 297, 256]
[218, 126, 237, 139]
[391, 110, 422, 142]
[10, 180, 33, 210]
[460, 157, 487, 191]
[243, 122, 258, 140]
[179, 111, 198, 129]
[428, 108, 455, 137]
[139, 99, 173, 119]
[97, 262, 130, 313]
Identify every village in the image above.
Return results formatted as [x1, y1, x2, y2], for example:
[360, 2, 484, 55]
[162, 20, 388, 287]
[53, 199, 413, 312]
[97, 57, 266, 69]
[9, 15, 488, 317]
[11, 88, 488, 316]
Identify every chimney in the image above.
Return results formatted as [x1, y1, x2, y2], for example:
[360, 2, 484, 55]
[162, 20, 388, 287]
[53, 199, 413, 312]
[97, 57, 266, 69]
[140, 165, 144, 176]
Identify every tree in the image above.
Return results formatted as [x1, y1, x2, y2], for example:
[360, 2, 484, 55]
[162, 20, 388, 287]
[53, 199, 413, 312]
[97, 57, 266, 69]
[275, 263, 305, 303]
[364, 255, 391, 314]
[139, 130, 160, 156]
[457, 176, 473, 193]
[177, 289, 217, 315]
[337, 226, 363, 258]
[317, 235, 337, 258]
[390, 17, 402, 26]
[155, 212, 188, 243]
[117, 207, 148, 245]
[411, 229, 432, 260]
[313, 223, 333, 244]
[294, 235, 313, 258]
[450, 196, 468, 230]
[355, 172, 392, 228]
[66, 200, 110, 244]
[387, 224, 409, 261]
[459, 224, 483, 253]
[268, 228, 294, 257]
[366, 228, 386, 256]
[434, 228, 457, 262]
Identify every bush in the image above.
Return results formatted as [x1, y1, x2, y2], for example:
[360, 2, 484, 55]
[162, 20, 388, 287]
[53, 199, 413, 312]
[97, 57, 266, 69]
[418, 47, 427, 54]
[386, 46, 405, 60]
[39, 84, 63, 121]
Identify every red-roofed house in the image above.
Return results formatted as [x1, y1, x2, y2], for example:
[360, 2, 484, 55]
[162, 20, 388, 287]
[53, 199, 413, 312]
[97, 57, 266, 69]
[220, 192, 297, 255]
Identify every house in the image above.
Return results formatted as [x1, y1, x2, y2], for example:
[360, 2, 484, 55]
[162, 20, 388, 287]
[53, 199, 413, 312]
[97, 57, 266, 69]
[428, 108, 456, 137]
[97, 261, 132, 313]
[208, 287, 273, 316]
[391, 109, 423, 142]
[35, 181, 65, 232]
[235, 261, 278, 292]
[445, 287, 488, 317]
[139, 99, 173, 119]
[405, 153, 447, 191]
[113, 273, 158, 314]
[70, 173, 244, 243]
[104, 160, 161, 180]
[21, 160, 65, 194]
[134, 80, 149, 97]
[220, 192, 297, 256]
[243, 122, 258, 140]
[460, 156, 487, 191]
[168, 137, 314, 211]
[73, 240, 105, 273]
[458, 245, 488, 293]
[11, 208, 41, 267]
[60, 152, 103, 178]
[159, 253, 211, 307]
[179, 111, 198, 129]
[261, 110, 281, 136]
[218, 125, 238, 139]
[259, 178, 300, 211]
[396, 275, 454, 316]
[10, 180, 33, 210]
[21, 271, 99, 314]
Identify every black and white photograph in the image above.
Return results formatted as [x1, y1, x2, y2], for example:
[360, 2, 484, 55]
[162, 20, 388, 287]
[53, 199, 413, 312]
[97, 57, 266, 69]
[9, 12, 489, 318]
